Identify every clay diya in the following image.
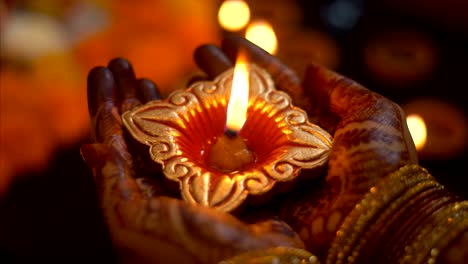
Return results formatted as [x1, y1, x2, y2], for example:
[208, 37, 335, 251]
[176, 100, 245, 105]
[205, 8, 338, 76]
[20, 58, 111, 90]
[122, 57, 333, 212]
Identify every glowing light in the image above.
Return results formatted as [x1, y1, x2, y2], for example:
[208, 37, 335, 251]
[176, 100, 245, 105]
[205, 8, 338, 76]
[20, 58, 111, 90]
[226, 55, 249, 132]
[407, 114, 427, 151]
[245, 20, 278, 54]
[218, 0, 250, 31]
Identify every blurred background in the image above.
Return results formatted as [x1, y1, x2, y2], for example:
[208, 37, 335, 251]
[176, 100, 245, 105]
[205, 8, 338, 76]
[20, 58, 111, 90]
[1, 0, 467, 262]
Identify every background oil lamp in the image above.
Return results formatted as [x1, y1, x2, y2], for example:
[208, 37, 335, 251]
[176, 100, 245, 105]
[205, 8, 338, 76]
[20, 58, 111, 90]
[122, 55, 333, 212]
[405, 99, 468, 160]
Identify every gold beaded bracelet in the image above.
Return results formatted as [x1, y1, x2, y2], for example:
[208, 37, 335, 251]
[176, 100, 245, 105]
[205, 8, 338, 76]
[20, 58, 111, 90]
[219, 247, 320, 264]
[326, 164, 467, 264]
[219, 165, 466, 264]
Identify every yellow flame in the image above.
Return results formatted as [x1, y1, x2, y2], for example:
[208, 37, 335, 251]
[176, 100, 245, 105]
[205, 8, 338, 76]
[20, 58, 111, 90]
[226, 55, 249, 132]
[218, 0, 250, 31]
[406, 114, 427, 151]
[245, 20, 278, 54]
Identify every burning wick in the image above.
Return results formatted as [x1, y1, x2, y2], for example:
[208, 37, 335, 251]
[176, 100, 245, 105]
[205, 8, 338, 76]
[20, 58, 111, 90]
[207, 55, 255, 172]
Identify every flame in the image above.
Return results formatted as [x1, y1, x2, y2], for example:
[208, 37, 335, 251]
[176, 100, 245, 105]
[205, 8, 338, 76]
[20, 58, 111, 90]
[226, 55, 249, 132]
[245, 20, 278, 55]
[218, 0, 250, 31]
[406, 114, 427, 151]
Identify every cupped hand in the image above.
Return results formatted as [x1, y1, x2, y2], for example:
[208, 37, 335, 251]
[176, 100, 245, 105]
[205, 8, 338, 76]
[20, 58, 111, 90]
[81, 35, 419, 262]
[80, 58, 305, 264]
[193, 36, 418, 257]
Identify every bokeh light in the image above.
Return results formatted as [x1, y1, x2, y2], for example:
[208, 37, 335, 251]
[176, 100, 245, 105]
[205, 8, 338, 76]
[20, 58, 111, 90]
[406, 114, 427, 151]
[218, 0, 250, 31]
[245, 20, 278, 54]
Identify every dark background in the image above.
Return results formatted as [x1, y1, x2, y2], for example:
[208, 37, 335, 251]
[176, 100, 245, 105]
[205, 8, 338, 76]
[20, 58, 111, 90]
[297, 0, 468, 197]
[1, 1, 467, 263]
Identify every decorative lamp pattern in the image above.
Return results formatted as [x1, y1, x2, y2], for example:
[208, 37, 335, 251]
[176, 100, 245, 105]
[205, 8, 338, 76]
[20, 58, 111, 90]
[122, 64, 333, 212]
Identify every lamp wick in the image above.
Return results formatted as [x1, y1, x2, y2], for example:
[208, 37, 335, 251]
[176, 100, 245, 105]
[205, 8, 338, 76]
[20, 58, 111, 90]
[225, 128, 238, 138]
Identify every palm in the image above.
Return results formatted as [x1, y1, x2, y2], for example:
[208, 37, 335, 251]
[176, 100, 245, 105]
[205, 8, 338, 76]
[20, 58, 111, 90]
[81, 37, 418, 263]
[82, 58, 304, 264]
[193, 37, 417, 257]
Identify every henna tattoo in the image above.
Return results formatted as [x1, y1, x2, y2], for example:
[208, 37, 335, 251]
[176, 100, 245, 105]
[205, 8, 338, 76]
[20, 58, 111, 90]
[84, 56, 313, 264]
[82, 39, 466, 263]
[279, 64, 419, 259]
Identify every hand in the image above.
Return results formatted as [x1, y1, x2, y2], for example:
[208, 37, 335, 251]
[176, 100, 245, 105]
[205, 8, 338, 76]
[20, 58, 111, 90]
[80, 58, 305, 264]
[192, 36, 418, 257]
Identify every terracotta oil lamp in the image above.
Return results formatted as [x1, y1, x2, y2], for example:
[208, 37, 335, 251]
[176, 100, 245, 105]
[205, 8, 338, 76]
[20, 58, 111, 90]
[122, 56, 333, 212]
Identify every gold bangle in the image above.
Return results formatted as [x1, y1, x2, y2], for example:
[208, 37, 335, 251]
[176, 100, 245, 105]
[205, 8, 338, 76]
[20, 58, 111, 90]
[327, 164, 468, 264]
[402, 201, 468, 264]
[327, 164, 434, 264]
[348, 180, 442, 264]
[219, 247, 320, 264]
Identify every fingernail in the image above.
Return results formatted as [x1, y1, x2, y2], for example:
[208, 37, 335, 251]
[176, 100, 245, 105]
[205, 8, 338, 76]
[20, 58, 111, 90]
[108, 57, 132, 73]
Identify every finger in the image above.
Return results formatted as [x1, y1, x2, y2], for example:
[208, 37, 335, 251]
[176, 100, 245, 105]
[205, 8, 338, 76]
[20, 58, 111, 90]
[137, 78, 161, 102]
[87, 66, 118, 118]
[194, 44, 233, 78]
[107, 57, 141, 113]
[87, 66, 119, 141]
[87, 67, 131, 162]
[221, 36, 308, 110]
